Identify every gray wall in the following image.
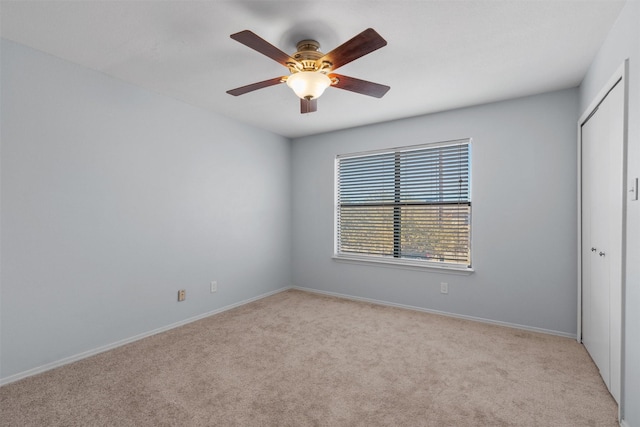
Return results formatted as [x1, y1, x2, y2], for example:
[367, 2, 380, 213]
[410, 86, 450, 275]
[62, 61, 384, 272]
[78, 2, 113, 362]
[0, 40, 292, 380]
[579, 1, 640, 425]
[292, 88, 579, 336]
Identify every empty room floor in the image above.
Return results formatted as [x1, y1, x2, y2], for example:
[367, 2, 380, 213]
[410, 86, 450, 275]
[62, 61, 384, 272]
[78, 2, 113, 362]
[0, 289, 618, 426]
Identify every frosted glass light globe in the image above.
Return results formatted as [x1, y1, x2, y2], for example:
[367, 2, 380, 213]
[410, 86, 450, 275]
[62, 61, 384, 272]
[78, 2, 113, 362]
[286, 71, 331, 100]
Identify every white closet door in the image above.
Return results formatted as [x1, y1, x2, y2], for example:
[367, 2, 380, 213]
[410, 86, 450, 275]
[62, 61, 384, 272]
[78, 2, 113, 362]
[581, 113, 594, 359]
[582, 102, 609, 385]
[605, 81, 624, 404]
[581, 79, 623, 403]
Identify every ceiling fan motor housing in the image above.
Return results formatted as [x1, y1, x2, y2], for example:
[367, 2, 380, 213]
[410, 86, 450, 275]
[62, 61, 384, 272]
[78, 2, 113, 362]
[291, 40, 332, 73]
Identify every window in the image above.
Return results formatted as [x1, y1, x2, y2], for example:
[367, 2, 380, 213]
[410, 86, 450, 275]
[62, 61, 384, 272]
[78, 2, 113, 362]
[335, 140, 471, 270]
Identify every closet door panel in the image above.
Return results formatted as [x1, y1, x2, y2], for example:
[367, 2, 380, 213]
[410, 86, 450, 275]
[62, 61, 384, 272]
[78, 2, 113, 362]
[604, 81, 624, 403]
[582, 105, 610, 385]
[580, 78, 624, 403]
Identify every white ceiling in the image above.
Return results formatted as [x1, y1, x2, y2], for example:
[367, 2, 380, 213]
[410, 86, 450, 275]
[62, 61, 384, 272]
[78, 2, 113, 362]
[0, 0, 625, 139]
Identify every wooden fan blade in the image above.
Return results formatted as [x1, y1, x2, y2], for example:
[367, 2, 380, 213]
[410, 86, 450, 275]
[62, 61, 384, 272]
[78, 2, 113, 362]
[230, 30, 297, 67]
[320, 28, 387, 71]
[329, 74, 390, 98]
[300, 98, 318, 114]
[226, 77, 285, 96]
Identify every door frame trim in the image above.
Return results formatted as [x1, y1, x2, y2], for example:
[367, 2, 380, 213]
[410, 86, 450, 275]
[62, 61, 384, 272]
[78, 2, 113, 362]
[577, 59, 628, 416]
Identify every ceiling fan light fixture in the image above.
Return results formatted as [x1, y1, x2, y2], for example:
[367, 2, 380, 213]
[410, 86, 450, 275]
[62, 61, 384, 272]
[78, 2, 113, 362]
[227, 29, 389, 112]
[286, 71, 331, 100]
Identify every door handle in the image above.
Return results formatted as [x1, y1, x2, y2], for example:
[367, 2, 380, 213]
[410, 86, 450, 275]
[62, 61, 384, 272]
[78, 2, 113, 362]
[591, 247, 597, 252]
[599, 252, 606, 257]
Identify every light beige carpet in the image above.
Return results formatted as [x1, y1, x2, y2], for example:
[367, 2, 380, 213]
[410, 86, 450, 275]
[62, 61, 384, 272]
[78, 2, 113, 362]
[0, 289, 617, 426]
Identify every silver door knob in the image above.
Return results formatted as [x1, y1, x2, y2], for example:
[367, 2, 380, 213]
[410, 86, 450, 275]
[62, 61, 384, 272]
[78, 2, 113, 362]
[591, 247, 597, 252]
[599, 251, 606, 257]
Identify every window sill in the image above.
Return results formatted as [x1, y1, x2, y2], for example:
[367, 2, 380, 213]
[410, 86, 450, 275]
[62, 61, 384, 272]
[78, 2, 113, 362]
[332, 254, 474, 275]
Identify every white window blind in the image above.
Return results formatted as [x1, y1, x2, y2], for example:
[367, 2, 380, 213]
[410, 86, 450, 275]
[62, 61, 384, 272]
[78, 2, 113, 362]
[336, 140, 471, 268]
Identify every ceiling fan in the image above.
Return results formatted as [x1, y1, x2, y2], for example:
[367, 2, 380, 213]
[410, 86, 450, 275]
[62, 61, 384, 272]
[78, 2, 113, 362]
[226, 28, 390, 114]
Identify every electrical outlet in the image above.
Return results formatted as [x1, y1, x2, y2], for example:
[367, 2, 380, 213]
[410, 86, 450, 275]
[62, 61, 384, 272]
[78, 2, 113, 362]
[210, 281, 217, 293]
[440, 282, 448, 294]
[178, 289, 186, 301]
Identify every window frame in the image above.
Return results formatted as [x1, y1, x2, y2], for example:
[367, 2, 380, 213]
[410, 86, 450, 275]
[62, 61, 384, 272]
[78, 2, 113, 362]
[333, 139, 473, 274]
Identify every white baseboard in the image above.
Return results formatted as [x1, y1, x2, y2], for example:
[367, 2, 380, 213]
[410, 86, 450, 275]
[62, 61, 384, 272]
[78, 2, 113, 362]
[293, 286, 577, 339]
[0, 286, 291, 386]
[1, 285, 580, 386]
